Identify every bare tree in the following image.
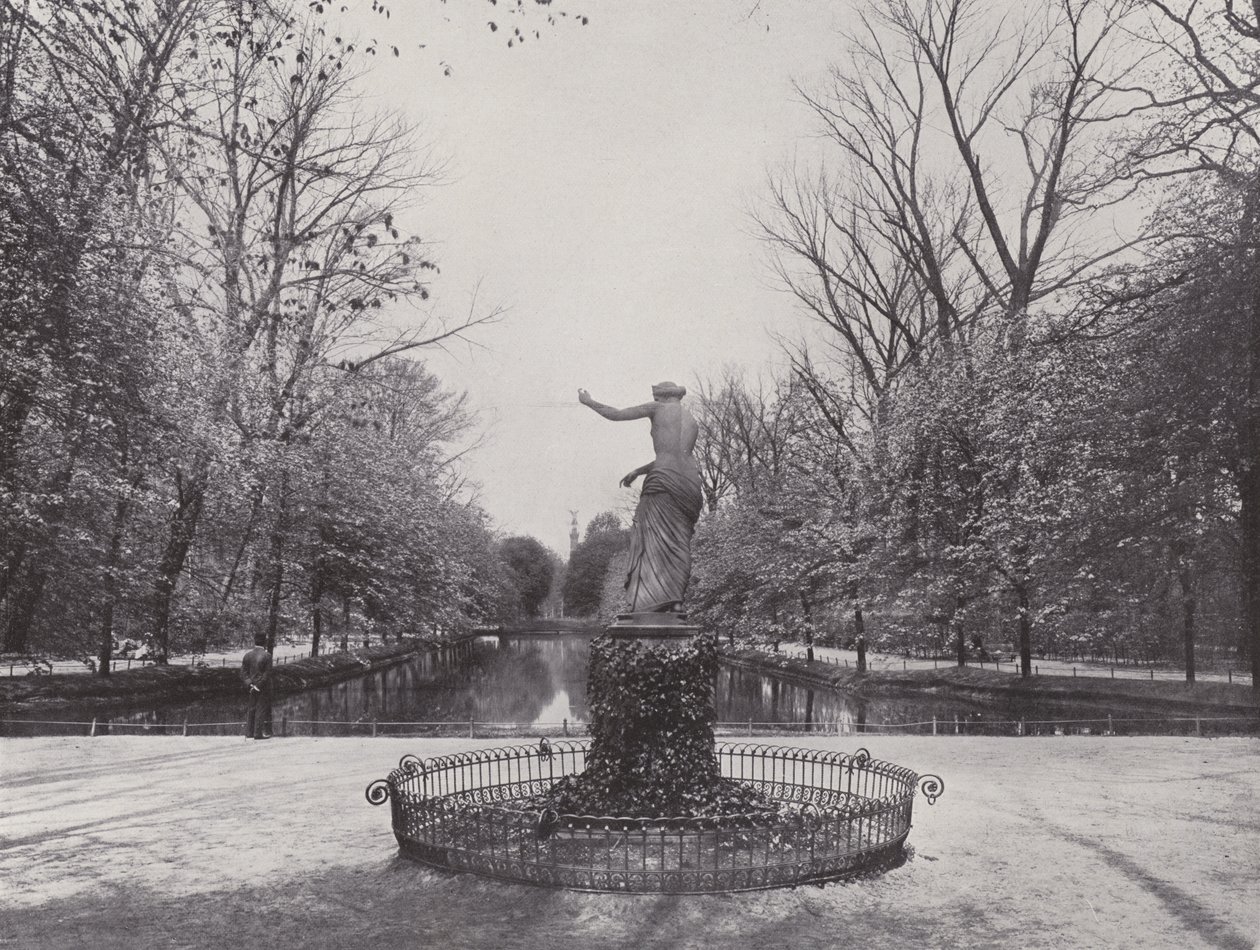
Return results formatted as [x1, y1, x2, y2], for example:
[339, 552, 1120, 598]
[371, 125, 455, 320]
[759, 0, 1140, 677]
[144, 7, 498, 659]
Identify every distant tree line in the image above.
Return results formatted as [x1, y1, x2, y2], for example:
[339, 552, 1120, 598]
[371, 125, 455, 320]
[563, 511, 627, 619]
[690, 0, 1260, 689]
[0, 0, 546, 670]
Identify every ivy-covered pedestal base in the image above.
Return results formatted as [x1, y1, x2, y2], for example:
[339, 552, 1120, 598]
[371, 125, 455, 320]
[543, 633, 767, 818]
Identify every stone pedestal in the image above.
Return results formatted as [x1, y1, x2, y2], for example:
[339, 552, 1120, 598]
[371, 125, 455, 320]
[607, 611, 700, 648]
[542, 629, 723, 816]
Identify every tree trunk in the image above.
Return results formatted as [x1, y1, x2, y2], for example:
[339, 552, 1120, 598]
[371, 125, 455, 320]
[952, 595, 967, 668]
[152, 478, 205, 664]
[309, 556, 324, 658]
[1180, 573, 1197, 686]
[850, 581, 867, 671]
[0, 539, 27, 612]
[1014, 576, 1033, 679]
[1243, 462, 1260, 695]
[2, 569, 47, 653]
[1171, 540, 1197, 685]
[97, 600, 115, 678]
[96, 497, 132, 677]
[1245, 279, 1260, 695]
[340, 596, 350, 652]
[799, 591, 814, 662]
[264, 472, 289, 655]
[0, 379, 36, 484]
[2, 448, 79, 651]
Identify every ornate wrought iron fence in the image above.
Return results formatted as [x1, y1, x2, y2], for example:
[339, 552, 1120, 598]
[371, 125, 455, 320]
[366, 740, 943, 893]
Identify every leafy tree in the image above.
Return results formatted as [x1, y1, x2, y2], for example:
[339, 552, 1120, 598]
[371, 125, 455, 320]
[563, 511, 627, 617]
[497, 535, 556, 619]
[1103, 0, 1260, 690]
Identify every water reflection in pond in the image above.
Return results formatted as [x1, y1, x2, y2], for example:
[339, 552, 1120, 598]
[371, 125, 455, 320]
[1, 635, 1217, 736]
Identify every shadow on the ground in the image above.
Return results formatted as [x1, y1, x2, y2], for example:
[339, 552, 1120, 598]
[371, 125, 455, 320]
[0, 856, 991, 950]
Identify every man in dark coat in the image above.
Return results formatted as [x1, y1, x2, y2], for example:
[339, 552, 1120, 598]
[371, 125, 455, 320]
[241, 634, 273, 739]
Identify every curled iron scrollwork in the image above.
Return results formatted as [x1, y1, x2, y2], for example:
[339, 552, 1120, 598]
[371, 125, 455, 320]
[917, 774, 944, 805]
[536, 807, 560, 840]
[365, 779, 391, 806]
[399, 754, 425, 776]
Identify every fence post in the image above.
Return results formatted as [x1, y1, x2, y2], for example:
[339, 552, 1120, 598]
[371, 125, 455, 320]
[563, 718, 569, 737]
[1110, 667, 1114, 679]
[281, 715, 287, 737]
[90, 717, 97, 737]
[1018, 719, 1024, 737]
[931, 715, 937, 736]
[1150, 669, 1154, 681]
[1228, 669, 1232, 683]
[469, 717, 474, 739]
[182, 717, 188, 737]
[954, 714, 960, 735]
[903, 659, 907, 671]
[1195, 716, 1201, 736]
[748, 718, 753, 737]
[1073, 667, 1077, 678]
[371, 720, 378, 738]
[1107, 714, 1113, 735]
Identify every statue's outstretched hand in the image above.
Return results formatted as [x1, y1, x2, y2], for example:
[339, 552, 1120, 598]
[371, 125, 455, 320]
[620, 470, 639, 489]
[577, 388, 592, 406]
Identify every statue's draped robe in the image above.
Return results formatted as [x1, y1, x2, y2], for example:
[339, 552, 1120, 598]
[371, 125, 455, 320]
[625, 464, 704, 611]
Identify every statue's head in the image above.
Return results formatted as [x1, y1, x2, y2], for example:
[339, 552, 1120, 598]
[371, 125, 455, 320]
[651, 381, 686, 401]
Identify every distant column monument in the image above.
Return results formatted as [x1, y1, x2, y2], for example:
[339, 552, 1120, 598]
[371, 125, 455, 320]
[578, 383, 703, 632]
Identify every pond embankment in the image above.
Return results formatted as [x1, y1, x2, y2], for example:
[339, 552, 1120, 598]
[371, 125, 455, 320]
[719, 646, 1260, 716]
[0, 641, 425, 711]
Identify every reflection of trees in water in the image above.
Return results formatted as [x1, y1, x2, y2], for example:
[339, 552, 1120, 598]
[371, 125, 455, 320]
[715, 669, 992, 728]
[468, 638, 593, 722]
[281, 638, 592, 725]
[465, 647, 553, 723]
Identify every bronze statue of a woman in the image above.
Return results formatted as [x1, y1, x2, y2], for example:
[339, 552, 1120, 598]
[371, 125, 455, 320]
[578, 382, 704, 617]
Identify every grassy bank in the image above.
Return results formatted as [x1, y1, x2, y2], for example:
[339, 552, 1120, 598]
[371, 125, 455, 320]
[0, 641, 424, 710]
[720, 646, 1260, 715]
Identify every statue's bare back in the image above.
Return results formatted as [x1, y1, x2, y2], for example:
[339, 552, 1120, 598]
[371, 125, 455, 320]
[577, 384, 698, 487]
[648, 400, 699, 472]
[578, 381, 704, 614]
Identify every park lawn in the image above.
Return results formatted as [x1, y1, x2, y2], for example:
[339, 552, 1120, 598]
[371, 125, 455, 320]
[1, 735, 1257, 950]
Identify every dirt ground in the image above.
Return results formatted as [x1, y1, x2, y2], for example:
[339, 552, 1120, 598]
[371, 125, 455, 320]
[1, 735, 1257, 950]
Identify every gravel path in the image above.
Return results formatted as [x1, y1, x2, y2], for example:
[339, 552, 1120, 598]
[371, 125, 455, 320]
[2, 736, 1257, 949]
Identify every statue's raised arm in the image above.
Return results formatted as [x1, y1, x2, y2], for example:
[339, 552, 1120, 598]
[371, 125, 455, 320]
[577, 389, 656, 422]
[578, 382, 703, 619]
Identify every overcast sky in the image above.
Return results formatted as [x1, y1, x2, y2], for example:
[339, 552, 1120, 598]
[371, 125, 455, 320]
[346, 1, 849, 554]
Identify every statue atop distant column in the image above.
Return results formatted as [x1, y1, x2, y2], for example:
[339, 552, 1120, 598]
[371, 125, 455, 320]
[578, 382, 703, 619]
